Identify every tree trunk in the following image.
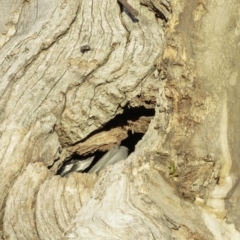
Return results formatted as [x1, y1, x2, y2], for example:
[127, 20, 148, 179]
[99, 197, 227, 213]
[0, 0, 240, 239]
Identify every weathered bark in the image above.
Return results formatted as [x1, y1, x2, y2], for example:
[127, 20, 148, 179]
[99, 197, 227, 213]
[0, 0, 240, 239]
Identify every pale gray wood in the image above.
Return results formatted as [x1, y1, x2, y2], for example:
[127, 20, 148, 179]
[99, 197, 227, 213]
[0, 0, 240, 239]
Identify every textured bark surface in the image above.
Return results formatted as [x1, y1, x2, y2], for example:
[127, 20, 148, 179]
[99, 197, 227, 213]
[0, 0, 240, 239]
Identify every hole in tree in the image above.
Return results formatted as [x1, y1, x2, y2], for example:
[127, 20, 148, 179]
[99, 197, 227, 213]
[57, 132, 144, 176]
[79, 106, 155, 142]
[103, 106, 155, 129]
[82, 131, 144, 173]
[121, 132, 144, 153]
[82, 150, 107, 173]
[57, 106, 154, 176]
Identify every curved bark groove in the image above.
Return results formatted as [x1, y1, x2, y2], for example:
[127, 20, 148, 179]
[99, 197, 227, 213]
[0, 0, 80, 223]
[62, 135, 213, 239]
[35, 173, 97, 240]
[0, 0, 165, 239]
[56, 4, 163, 146]
[3, 163, 51, 240]
[3, 163, 97, 240]
[1, 0, 240, 239]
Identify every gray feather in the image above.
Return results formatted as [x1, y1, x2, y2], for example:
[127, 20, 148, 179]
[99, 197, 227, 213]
[88, 146, 129, 173]
[60, 156, 94, 177]
[59, 163, 75, 177]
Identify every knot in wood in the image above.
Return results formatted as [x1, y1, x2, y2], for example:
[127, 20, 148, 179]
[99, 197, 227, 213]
[80, 45, 91, 53]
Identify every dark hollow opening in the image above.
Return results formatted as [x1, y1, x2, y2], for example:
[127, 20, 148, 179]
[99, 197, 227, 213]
[57, 105, 154, 176]
[100, 106, 154, 132]
[121, 132, 144, 153]
[82, 131, 144, 173]
[57, 132, 144, 176]
[72, 106, 155, 146]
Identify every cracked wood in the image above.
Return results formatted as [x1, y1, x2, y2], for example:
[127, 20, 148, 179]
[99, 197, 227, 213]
[118, 0, 139, 17]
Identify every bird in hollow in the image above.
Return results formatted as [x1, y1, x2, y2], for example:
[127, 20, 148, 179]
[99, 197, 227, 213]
[58, 145, 129, 177]
[88, 145, 129, 173]
[58, 156, 94, 177]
